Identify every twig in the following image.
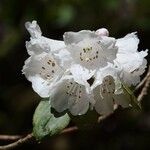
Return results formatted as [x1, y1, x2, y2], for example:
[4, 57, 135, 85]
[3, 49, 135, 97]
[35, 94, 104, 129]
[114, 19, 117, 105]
[137, 74, 150, 102]
[0, 126, 78, 150]
[61, 126, 78, 134]
[135, 66, 150, 91]
[98, 112, 112, 123]
[0, 135, 22, 141]
[0, 133, 33, 150]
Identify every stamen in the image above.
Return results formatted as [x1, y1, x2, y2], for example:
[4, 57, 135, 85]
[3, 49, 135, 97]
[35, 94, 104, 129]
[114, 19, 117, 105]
[65, 82, 83, 104]
[47, 74, 50, 77]
[52, 62, 55, 67]
[78, 42, 100, 66]
[74, 85, 82, 104]
[100, 86, 104, 99]
[66, 82, 76, 95]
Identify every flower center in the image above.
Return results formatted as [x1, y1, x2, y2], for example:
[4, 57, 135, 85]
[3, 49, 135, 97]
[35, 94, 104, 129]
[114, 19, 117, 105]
[79, 46, 99, 63]
[39, 54, 62, 81]
[99, 76, 115, 98]
[66, 82, 81, 97]
[65, 81, 84, 104]
[69, 38, 108, 69]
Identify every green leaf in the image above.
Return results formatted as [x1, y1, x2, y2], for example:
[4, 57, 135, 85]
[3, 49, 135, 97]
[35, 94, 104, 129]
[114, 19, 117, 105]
[122, 84, 142, 110]
[33, 100, 70, 140]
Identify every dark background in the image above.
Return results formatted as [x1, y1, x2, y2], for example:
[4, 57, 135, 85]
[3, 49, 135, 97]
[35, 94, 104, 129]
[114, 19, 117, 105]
[0, 0, 150, 149]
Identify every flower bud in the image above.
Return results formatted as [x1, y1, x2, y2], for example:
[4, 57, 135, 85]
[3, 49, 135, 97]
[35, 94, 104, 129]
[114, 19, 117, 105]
[96, 28, 109, 36]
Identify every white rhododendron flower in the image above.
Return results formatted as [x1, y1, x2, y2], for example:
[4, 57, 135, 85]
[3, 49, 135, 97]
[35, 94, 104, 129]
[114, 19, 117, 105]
[22, 52, 65, 97]
[50, 76, 92, 116]
[23, 21, 66, 97]
[23, 20, 148, 116]
[91, 63, 130, 115]
[63, 29, 118, 76]
[115, 33, 148, 86]
[93, 75, 130, 115]
[96, 30, 148, 87]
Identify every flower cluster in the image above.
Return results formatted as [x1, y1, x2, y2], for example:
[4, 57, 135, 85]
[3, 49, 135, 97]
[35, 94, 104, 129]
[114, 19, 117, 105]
[23, 21, 148, 116]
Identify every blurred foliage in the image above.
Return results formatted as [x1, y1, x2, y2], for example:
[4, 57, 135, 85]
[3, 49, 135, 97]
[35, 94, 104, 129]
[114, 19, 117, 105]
[0, 0, 150, 149]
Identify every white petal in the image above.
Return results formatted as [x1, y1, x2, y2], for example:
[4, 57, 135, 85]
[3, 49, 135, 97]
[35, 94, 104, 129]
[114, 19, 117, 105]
[113, 92, 130, 108]
[68, 84, 90, 115]
[28, 75, 51, 97]
[94, 85, 114, 115]
[116, 51, 147, 72]
[116, 32, 139, 53]
[100, 36, 118, 62]
[54, 48, 73, 69]
[26, 37, 65, 55]
[92, 63, 120, 90]
[69, 95, 89, 116]
[100, 36, 116, 49]
[26, 38, 50, 55]
[115, 50, 148, 85]
[25, 21, 65, 55]
[70, 64, 94, 92]
[50, 79, 70, 112]
[47, 39, 65, 52]
[25, 21, 42, 38]
[63, 30, 97, 45]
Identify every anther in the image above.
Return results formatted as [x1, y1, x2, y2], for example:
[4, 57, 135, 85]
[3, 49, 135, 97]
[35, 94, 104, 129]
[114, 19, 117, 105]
[47, 74, 50, 77]
[52, 62, 55, 67]
[83, 48, 86, 53]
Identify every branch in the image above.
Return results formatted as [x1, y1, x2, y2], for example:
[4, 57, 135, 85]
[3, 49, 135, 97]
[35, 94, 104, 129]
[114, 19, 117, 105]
[0, 135, 22, 141]
[61, 126, 78, 134]
[137, 73, 150, 102]
[135, 66, 150, 92]
[0, 126, 78, 150]
[0, 133, 33, 150]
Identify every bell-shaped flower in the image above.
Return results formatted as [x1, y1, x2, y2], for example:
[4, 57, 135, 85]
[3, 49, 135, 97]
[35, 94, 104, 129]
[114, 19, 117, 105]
[96, 30, 148, 86]
[115, 32, 148, 86]
[93, 75, 131, 115]
[56, 29, 118, 85]
[50, 74, 93, 116]
[23, 51, 66, 97]
[22, 21, 67, 97]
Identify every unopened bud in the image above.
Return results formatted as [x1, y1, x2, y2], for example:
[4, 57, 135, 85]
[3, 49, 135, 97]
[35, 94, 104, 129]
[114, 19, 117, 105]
[96, 28, 109, 36]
